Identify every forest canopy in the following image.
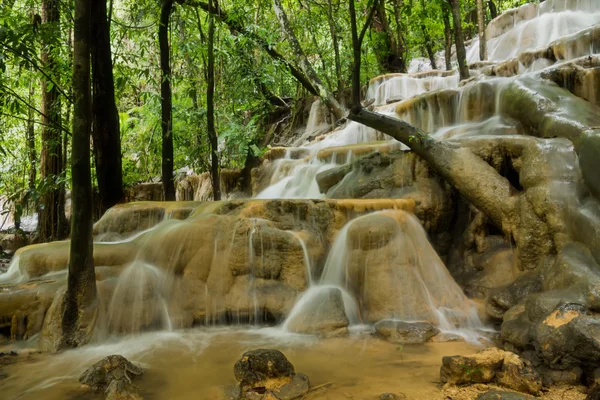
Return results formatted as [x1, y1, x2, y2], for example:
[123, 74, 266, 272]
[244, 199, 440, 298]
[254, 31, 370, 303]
[0, 0, 531, 223]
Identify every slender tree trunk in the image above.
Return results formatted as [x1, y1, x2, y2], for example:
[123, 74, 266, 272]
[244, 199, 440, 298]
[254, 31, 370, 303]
[62, 0, 98, 349]
[371, 0, 407, 73]
[448, 0, 470, 80]
[64, 28, 72, 179]
[442, 2, 453, 71]
[39, 0, 66, 242]
[159, 0, 176, 200]
[91, 0, 123, 214]
[27, 82, 36, 190]
[477, 0, 487, 60]
[392, 0, 407, 71]
[488, 0, 498, 19]
[349, 0, 361, 108]
[327, 0, 344, 105]
[419, 0, 437, 70]
[272, 0, 345, 120]
[207, 0, 220, 200]
[349, 0, 378, 108]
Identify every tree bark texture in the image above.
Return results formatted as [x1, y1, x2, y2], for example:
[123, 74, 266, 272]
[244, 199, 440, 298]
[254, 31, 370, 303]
[477, 0, 487, 60]
[442, 2, 453, 71]
[62, 0, 98, 349]
[159, 0, 176, 201]
[91, 0, 123, 214]
[39, 0, 67, 242]
[327, 0, 344, 105]
[27, 81, 36, 190]
[347, 108, 512, 229]
[448, 0, 470, 80]
[371, 0, 407, 73]
[207, 0, 221, 200]
[488, 0, 498, 19]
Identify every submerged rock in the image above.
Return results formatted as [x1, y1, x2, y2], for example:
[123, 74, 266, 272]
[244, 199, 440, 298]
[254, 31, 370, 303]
[233, 349, 309, 400]
[79, 355, 143, 399]
[374, 320, 439, 344]
[476, 390, 535, 400]
[272, 373, 310, 400]
[234, 349, 295, 389]
[105, 379, 143, 400]
[379, 393, 406, 400]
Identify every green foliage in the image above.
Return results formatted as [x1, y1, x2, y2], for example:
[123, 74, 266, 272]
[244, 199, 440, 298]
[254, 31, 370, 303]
[0, 0, 536, 211]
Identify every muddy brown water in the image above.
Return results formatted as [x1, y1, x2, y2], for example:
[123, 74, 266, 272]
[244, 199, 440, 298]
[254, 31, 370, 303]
[0, 327, 481, 400]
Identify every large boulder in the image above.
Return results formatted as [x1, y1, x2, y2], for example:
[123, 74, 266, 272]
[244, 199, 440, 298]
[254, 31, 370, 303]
[233, 349, 309, 400]
[531, 304, 600, 370]
[374, 320, 439, 344]
[496, 351, 542, 395]
[441, 348, 505, 385]
[486, 272, 542, 321]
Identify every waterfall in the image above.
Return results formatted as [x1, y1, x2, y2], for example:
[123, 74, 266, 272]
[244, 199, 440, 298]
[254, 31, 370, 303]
[282, 211, 483, 339]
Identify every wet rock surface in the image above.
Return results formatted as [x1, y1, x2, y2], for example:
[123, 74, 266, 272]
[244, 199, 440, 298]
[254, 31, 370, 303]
[440, 348, 541, 396]
[476, 389, 536, 400]
[233, 349, 310, 400]
[378, 393, 406, 400]
[374, 320, 439, 344]
[79, 355, 143, 399]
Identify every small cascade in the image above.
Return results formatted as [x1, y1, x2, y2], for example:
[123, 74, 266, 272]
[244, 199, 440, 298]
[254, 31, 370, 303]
[467, 0, 600, 63]
[369, 73, 460, 106]
[105, 260, 174, 335]
[292, 232, 313, 284]
[282, 211, 482, 338]
[0, 254, 23, 284]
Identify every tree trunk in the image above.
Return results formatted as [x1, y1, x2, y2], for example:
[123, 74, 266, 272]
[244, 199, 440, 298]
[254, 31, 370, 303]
[349, 0, 511, 231]
[207, 0, 221, 201]
[349, 0, 379, 108]
[392, 0, 407, 72]
[442, 2, 453, 71]
[62, 0, 98, 349]
[91, 0, 123, 214]
[448, 0, 470, 80]
[272, 0, 345, 120]
[159, 0, 176, 200]
[477, 0, 487, 61]
[327, 0, 344, 105]
[371, 0, 407, 73]
[39, 0, 66, 242]
[420, 0, 437, 70]
[488, 1, 497, 20]
[27, 81, 36, 190]
[348, 109, 512, 228]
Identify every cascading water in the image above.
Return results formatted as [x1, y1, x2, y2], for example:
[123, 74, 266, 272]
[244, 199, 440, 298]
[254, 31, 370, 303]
[283, 211, 482, 339]
[467, 0, 600, 63]
[3, 1, 600, 398]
